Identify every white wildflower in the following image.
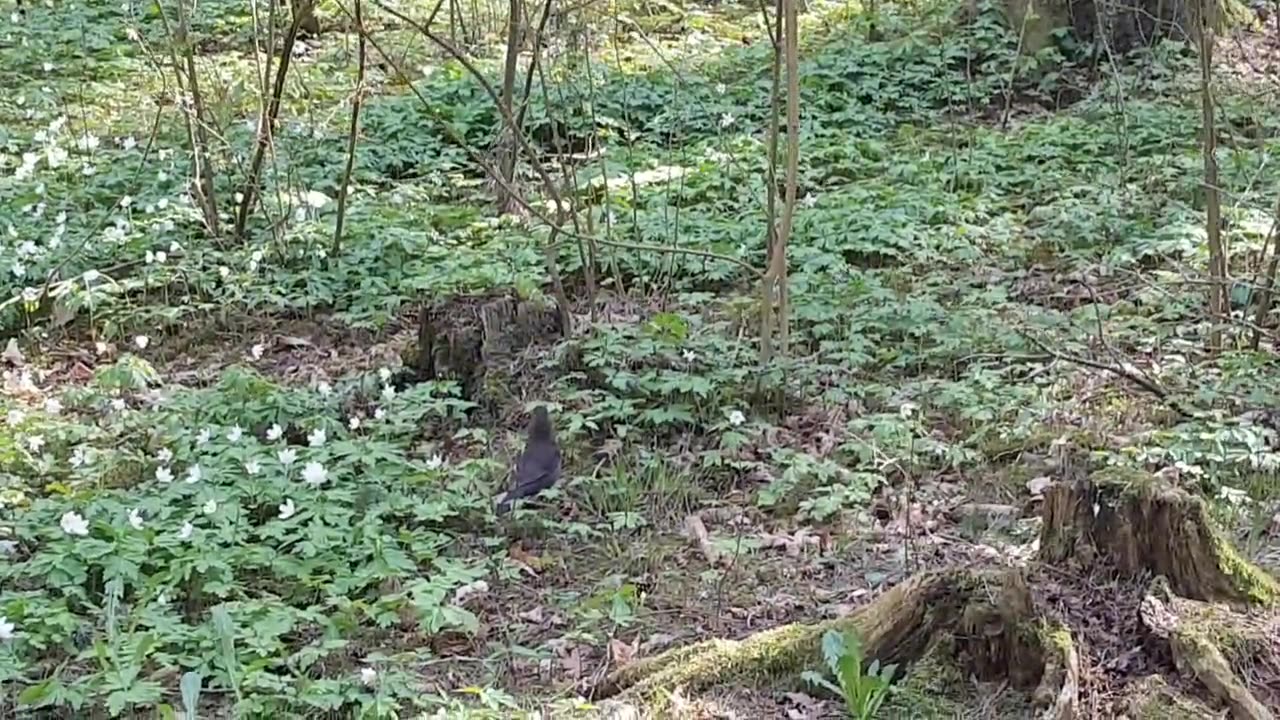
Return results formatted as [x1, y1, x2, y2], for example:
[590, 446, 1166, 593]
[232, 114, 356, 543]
[307, 428, 326, 447]
[266, 423, 284, 441]
[1175, 460, 1204, 477]
[184, 464, 202, 484]
[359, 667, 377, 686]
[727, 410, 746, 427]
[277, 448, 297, 467]
[134, 335, 150, 350]
[374, 407, 386, 421]
[719, 113, 735, 129]
[60, 510, 89, 536]
[128, 508, 144, 530]
[156, 466, 174, 484]
[250, 344, 265, 360]
[453, 579, 489, 605]
[899, 402, 918, 420]
[425, 454, 444, 471]
[301, 461, 327, 488]
[202, 499, 217, 515]
[303, 190, 329, 209]
[348, 416, 361, 430]
[6, 409, 24, 426]
[196, 428, 212, 446]
[157, 448, 173, 463]
[1218, 485, 1250, 506]
[227, 425, 244, 443]
[178, 521, 194, 540]
[245, 459, 261, 475]
[0, 616, 15, 641]
[378, 367, 392, 382]
[316, 381, 332, 398]
[278, 498, 296, 520]
[381, 384, 395, 400]
[25, 435, 45, 452]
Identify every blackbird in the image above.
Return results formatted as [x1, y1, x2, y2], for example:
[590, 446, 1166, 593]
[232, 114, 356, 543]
[494, 406, 561, 515]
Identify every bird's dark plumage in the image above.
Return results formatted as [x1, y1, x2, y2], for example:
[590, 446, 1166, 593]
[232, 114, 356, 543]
[495, 406, 561, 514]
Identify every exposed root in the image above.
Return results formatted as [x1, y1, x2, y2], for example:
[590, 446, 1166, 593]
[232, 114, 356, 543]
[1032, 623, 1080, 720]
[1142, 577, 1280, 719]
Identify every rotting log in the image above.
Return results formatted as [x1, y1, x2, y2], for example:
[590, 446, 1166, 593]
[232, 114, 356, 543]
[592, 569, 1054, 710]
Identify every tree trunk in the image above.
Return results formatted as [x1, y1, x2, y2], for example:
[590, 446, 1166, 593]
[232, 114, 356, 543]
[988, 0, 1255, 57]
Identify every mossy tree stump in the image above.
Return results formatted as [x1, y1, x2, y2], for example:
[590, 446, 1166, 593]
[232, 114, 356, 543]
[401, 293, 562, 420]
[591, 472, 1280, 717]
[1040, 472, 1278, 606]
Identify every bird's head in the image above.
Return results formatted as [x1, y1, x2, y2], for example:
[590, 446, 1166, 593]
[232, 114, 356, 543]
[528, 405, 553, 442]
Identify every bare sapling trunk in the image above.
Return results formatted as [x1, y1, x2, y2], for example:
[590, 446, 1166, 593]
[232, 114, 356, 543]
[496, 0, 524, 215]
[1200, 1, 1227, 353]
[762, 0, 799, 363]
[234, 0, 310, 239]
[759, 0, 783, 365]
[161, 0, 220, 235]
[332, 0, 368, 257]
[1248, 190, 1280, 350]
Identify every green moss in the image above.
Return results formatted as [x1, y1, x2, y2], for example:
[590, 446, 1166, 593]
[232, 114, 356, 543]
[1041, 623, 1073, 654]
[880, 650, 969, 719]
[1214, 531, 1279, 606]
[1126, 676, 1218, 720]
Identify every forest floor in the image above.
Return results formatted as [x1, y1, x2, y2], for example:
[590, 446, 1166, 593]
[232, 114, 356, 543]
[3, 0, 1280, 718]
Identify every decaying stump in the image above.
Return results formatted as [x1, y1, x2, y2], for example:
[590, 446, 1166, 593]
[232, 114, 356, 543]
[401, 293, 562, 418]
[591, 471, 1280, 718]
[1040, 469, 1279, 606]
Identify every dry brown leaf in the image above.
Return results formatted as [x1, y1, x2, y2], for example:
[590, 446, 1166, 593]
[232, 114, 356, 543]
[1026, 476, 1055, 496]
[3, 339, 25, 366]
[609, 637, 638, 668]
[685, 514, 721, 565]
[640, 632, 676, 654]
[508, 545, 543, 574]
[559, 646, 585, 678]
